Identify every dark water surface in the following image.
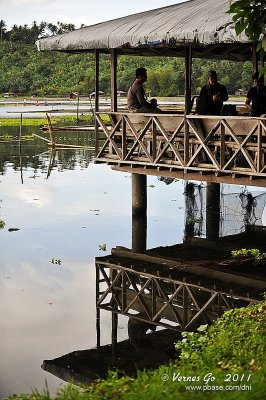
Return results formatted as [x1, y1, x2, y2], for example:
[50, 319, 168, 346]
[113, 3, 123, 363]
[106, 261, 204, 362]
[0, 129, 186, 398]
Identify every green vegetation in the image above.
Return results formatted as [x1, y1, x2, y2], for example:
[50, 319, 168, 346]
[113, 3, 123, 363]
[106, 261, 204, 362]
[0, 115, 94, 127]
[0, 20, 254, 97]
[187, 217, 203, 224]
[0, 133, 34, 141]
[228, 0, 266, 76]
[6, 300, 266, 399]
[231, 248, 266, 265]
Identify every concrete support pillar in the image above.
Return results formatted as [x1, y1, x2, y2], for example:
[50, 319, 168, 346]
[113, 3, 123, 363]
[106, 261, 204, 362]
[132, 173, 147, 215]
[206, 182, 220, 240]
[132, 173, 147, 252]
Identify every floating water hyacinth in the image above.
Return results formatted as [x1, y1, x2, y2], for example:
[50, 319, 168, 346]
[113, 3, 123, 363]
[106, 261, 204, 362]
[0, 220, 6, 229]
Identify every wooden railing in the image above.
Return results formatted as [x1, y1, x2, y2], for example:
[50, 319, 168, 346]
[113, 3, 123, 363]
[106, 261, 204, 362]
[95, 112, 266, 178]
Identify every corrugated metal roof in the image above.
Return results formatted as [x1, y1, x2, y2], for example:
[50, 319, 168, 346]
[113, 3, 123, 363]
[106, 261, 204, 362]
[36, 0, 252, 61]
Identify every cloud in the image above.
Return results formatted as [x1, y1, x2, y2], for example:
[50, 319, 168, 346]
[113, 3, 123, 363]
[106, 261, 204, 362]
[9, 0, 51, 5]
[14, 185, 54, 208]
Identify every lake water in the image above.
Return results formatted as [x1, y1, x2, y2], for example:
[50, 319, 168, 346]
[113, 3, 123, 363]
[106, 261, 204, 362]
[0, 127, 190, 398]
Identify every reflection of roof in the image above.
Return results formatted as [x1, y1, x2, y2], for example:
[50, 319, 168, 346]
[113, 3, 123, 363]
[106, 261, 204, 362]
[37, 0, 251, 61]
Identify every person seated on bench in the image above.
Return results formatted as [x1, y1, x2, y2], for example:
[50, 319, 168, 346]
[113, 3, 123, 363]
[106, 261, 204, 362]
[197, 70, 228, 115]
[245, 72, 266, 117]
[127, 67, 161, 113]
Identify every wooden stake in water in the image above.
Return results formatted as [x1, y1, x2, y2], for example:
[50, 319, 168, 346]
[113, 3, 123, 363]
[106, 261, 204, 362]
[76, 93, 80, 122]
[19, 112, 23, 183]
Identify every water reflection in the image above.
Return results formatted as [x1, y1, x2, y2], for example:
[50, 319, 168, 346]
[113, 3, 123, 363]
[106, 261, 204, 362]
[1, 130, 266, 396]
[0, 128, 94, 177]
[42, 178, 266, 387]
[0, 133, 134, 398]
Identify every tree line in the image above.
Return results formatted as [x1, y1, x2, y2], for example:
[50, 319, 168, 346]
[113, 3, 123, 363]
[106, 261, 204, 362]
[0, 20, 253, 97]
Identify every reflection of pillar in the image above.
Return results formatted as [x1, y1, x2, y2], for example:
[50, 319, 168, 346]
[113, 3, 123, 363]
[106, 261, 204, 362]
[132, 214, 147, 252]
[184, 181, 195, 242]
[111, 311, 118, 357]
[96, 264, 101, 351]
[206, 182, 220, 240]
[132, 174, 147, 252]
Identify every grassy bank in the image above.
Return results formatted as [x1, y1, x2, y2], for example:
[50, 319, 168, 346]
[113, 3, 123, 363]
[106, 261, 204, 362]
[6, 300, 266, 400]
[0, 115, 95, 127]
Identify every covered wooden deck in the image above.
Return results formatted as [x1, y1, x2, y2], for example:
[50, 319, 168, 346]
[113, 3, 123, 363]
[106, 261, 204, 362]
[95, 112, 266, 186]
[36, 0, 265, 186]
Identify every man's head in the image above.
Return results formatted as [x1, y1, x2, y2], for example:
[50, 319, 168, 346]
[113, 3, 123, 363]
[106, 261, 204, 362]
[135, 67, 147, 83]
[253, 72, 264, 87]
[208, 70, 218, 86]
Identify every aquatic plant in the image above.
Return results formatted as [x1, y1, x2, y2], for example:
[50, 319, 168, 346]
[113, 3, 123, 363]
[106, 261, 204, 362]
[231, 248, 266, 265]
[0, 220, 6, 229]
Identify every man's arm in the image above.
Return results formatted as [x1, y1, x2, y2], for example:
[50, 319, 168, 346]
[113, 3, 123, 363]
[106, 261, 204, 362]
[245, 94, 253, 113]
[135, 86, 153, 108]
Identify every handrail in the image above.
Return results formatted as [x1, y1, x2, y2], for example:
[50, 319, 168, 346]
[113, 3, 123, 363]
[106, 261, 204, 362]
[95, 111, 266, 179]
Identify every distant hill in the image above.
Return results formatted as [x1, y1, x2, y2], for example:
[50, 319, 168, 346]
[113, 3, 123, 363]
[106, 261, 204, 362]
[0, 20, 253, 97]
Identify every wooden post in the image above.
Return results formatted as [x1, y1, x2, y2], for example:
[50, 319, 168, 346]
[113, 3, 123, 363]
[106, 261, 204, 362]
[184, 45, 192, 115]
[184, 46, 192, 164]
[252, 43, 258, 75]
[111, 49, 118, 112]
[46, 112, 55, 146]
[206, 182, 220, 240]
[76, 93, 80, 122]
[111, 311, 118, 358]
[96, 263, 101, 350]
[19, 112, 23, 154]
[95, 49, 100, 155]
[182, 283, 188, 329]
[132, 173, 147, 252]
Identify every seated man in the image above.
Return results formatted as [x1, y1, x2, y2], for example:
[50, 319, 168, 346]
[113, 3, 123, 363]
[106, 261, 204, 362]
[245, 72, 266, 117]
[197, 70, 228, 115]
[127, 67, 160, 112]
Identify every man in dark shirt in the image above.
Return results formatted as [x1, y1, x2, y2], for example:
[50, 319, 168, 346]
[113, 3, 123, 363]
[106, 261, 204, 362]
[245, 73, 266, 117]
[127, 67, 160, 112]
[197, 70, 228, 115]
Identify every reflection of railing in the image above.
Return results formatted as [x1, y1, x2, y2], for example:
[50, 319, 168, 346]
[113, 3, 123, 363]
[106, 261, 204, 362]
[96, 253, 261, 332]
[95, 112, 266, 178]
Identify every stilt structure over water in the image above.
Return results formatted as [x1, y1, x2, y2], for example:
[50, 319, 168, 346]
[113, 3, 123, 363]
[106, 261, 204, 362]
[37, 0, 266, 186]
[38, 1, 266, 382]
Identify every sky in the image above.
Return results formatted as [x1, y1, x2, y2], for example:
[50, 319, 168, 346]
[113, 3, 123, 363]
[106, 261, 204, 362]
[1, 0, 185, 30]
